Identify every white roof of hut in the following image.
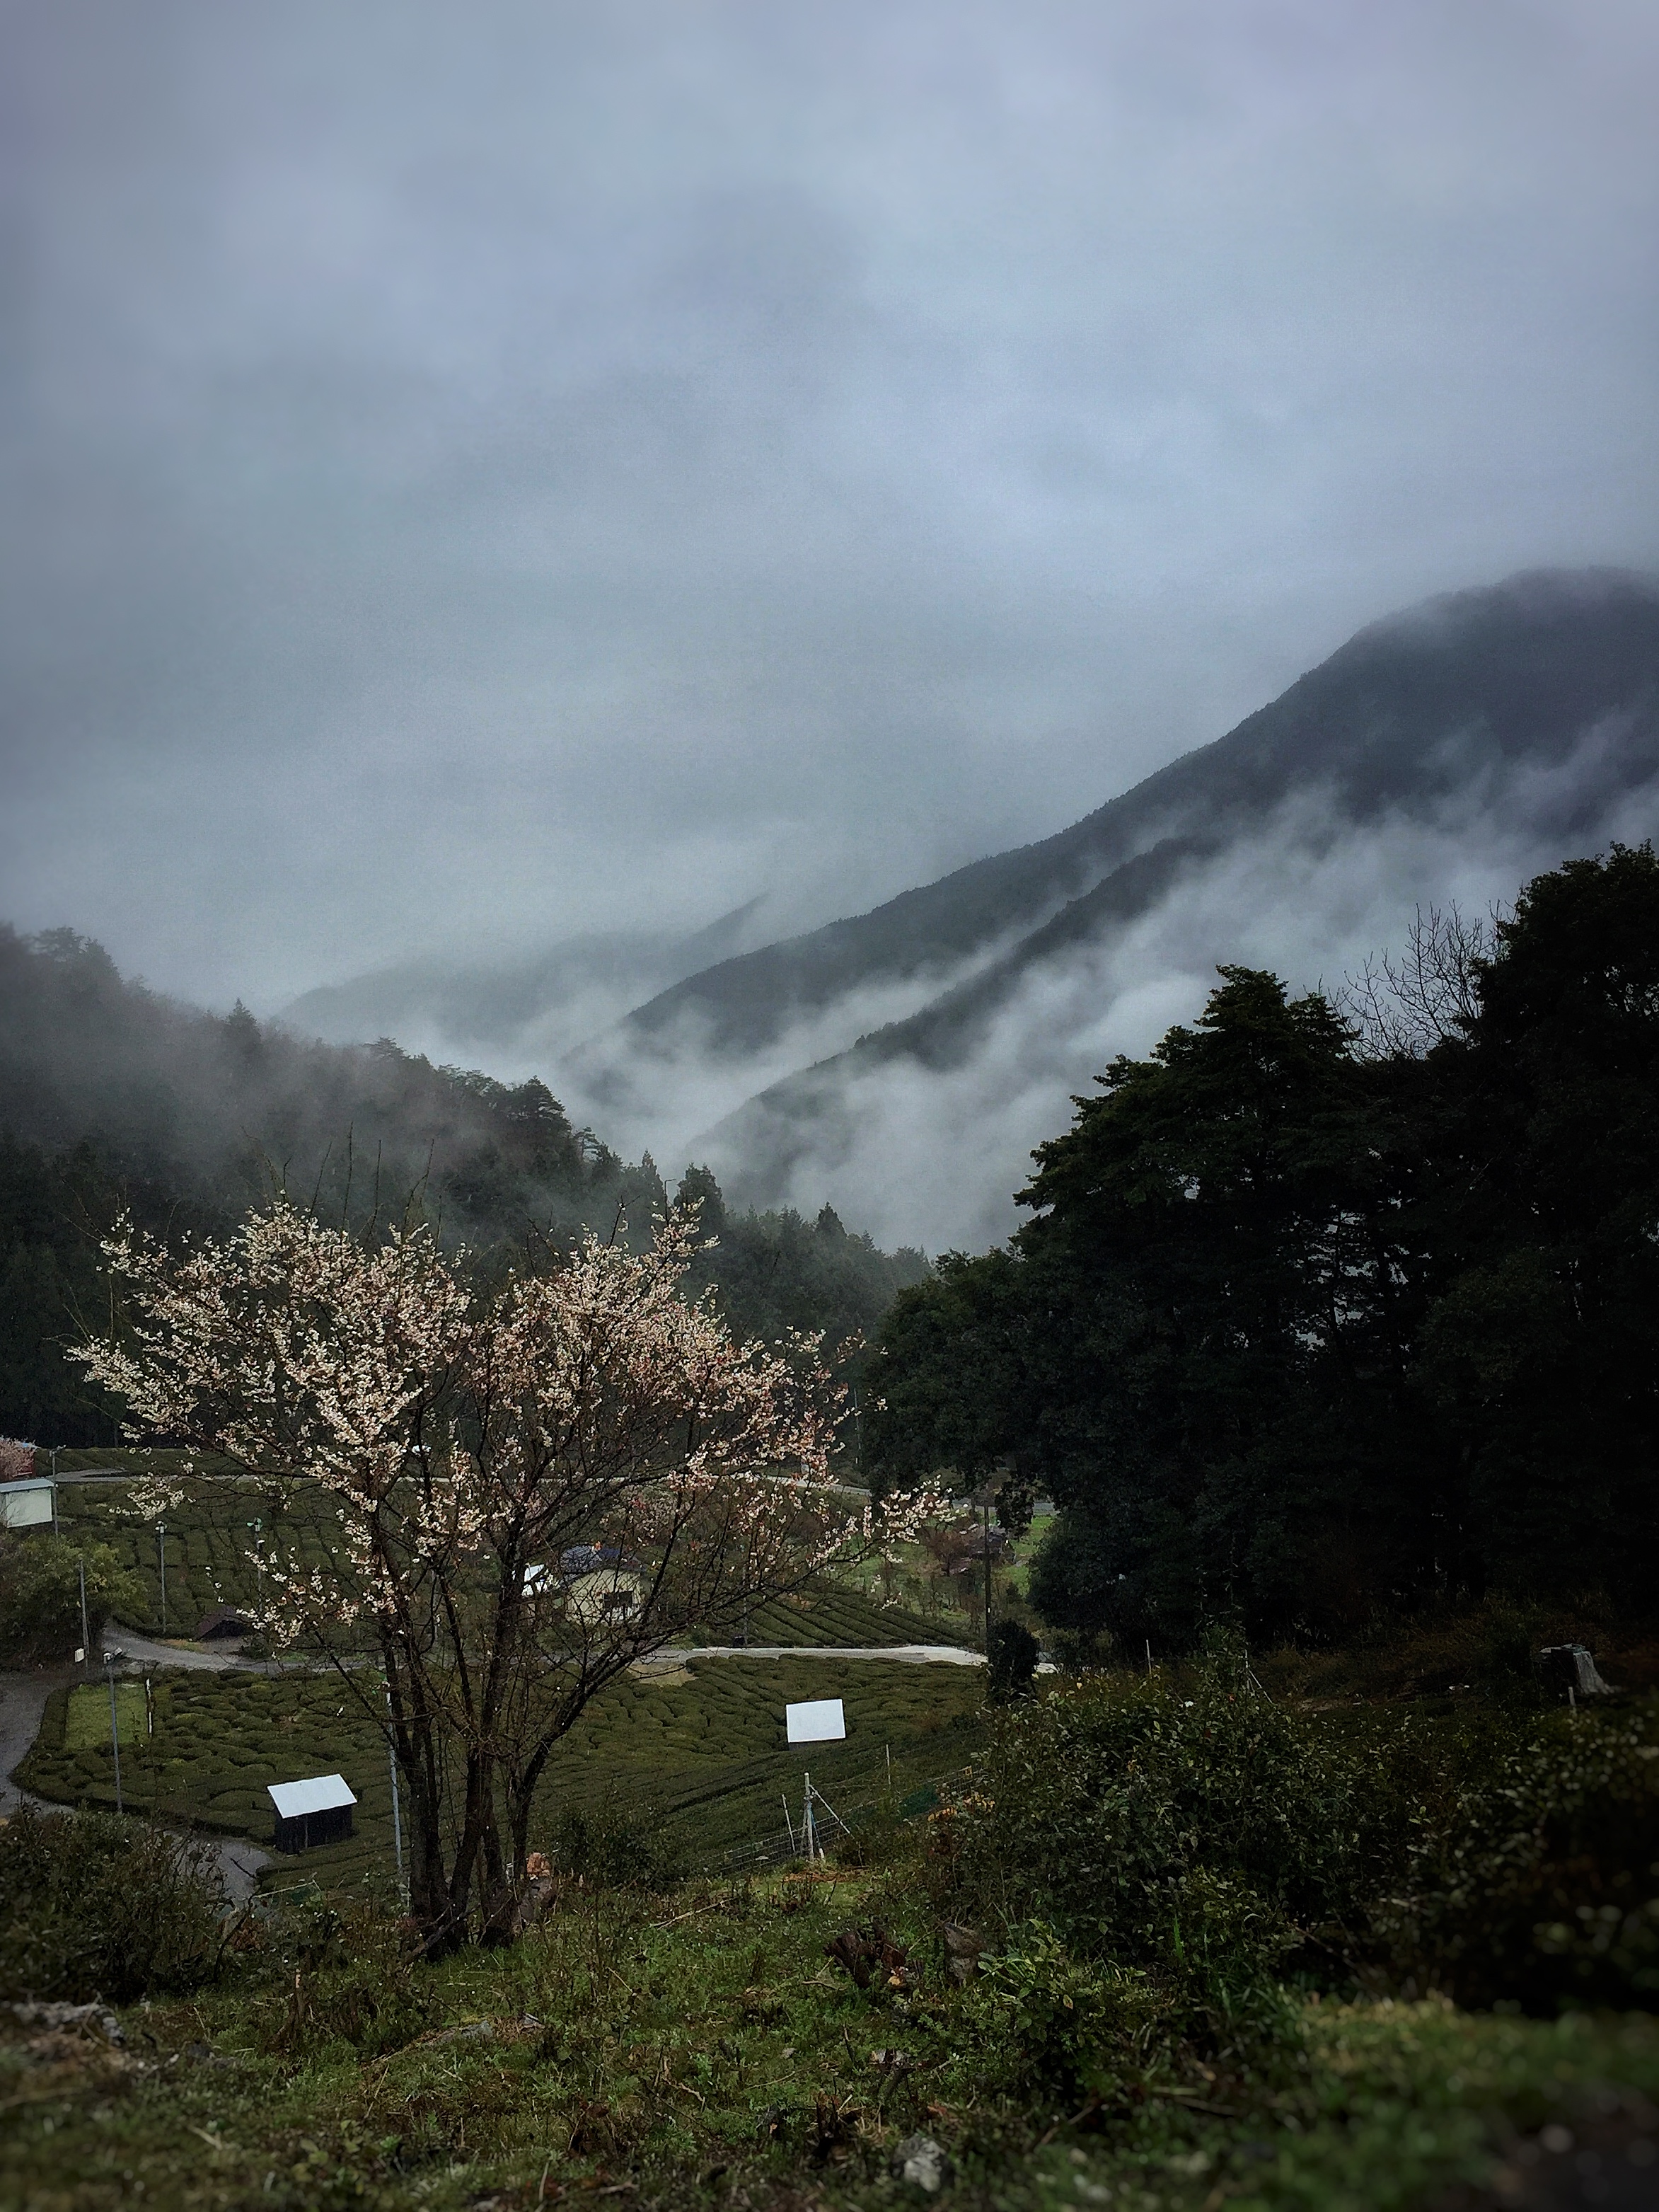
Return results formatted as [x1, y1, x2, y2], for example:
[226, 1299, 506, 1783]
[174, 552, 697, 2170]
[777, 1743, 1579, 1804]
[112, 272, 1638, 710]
[266, 1773, 357, 1819]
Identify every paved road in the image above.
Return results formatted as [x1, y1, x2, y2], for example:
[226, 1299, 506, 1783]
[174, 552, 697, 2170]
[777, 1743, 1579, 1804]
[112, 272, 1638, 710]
[101, 1623, 270, 1674]
[0, 1668, 69, 1816]
[646, 1642, 985, 1666]
[1, 1659, 271, 1901]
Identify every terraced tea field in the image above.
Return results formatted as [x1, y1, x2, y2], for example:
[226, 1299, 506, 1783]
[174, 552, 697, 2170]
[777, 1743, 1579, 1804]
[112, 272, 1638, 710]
[19, 1645, 986, 1902]
[19, 1654, 986, 1899]
[52, 1469, 975, 1652]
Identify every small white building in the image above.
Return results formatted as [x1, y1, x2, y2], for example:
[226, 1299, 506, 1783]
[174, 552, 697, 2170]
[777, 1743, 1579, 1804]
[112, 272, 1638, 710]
[0, 1475, 54, 1530]
[267, 1773, 357, 1853]
[564, 1566, 645, 1628]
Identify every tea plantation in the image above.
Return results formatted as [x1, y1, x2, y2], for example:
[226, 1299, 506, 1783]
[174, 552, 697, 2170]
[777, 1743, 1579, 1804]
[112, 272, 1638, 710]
[18, 1654, 987, 1895]
[49, 1465, 974, 1652]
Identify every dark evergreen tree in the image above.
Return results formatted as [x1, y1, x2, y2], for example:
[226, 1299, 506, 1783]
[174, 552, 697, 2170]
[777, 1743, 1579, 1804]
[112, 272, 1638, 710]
[869, 848, 1659, 1644]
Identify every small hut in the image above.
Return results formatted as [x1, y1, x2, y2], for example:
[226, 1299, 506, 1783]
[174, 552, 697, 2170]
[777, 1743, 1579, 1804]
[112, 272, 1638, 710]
[267, 1773, 357, 1853]
[196, 1604, 255, 1641]
[0, 1475, 54, 1530]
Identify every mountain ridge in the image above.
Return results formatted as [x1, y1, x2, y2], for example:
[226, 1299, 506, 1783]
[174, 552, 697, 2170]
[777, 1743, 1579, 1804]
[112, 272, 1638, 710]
[677, 568, 1659, 1216]
[588, 567, 1659, 1074]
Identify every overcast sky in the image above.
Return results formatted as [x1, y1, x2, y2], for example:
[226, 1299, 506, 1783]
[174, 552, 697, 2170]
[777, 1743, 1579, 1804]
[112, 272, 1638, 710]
[4, 0, 1656, 1010]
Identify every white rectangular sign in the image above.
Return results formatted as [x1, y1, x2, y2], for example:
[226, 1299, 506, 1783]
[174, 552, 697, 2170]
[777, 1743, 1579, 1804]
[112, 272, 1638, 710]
[785, 1697, 846, 1745]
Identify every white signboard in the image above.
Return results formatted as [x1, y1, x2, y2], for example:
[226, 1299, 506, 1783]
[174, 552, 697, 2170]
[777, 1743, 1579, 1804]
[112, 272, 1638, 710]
[785, 1697, 846, 1745]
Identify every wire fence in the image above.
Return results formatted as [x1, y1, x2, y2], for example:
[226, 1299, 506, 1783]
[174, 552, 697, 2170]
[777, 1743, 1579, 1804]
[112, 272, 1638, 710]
[245, 1758, 980, 1906]
[696, 1761, 976, 1876]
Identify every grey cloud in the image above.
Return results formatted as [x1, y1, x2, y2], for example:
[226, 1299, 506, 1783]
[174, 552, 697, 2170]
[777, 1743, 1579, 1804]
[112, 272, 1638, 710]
[2, 0, 1657, 1014]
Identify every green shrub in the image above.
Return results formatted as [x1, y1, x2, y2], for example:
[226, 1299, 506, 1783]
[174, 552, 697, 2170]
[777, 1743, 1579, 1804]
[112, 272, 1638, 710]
[1376, 1703, 1659, 2011]
[0, 1532, 144, 1665]
[962, 1918, 1165, 2100]
[549, 1787, 686, 1891]
[986, 1619, 1039, 1704]
[0, 1805, 229, 2001]
[925, 1658, 1358, 2078]
[937, 1661, 1365, 1947]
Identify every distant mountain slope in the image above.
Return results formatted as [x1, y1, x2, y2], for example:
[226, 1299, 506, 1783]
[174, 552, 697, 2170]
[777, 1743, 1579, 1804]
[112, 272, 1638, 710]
[0, 927, 655, 1246]
[601, 570, 1659, 1075]
[281, 899, 764, 1058]
[680, 570, 1659, 1231]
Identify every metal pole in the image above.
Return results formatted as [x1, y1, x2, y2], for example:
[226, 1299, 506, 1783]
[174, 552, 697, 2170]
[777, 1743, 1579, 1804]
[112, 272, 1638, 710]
[386, 1682, 407, 1910]
[782, 1793, 796, 1856]
[50, 1449, 58, 1536]
[78, 1557, 90, 1672]
[106, 1658, 124, 1814]
[157, 1523, 167, 1634]
[804, 1773, 815, 1863]
[983, 1500, 993, 1655]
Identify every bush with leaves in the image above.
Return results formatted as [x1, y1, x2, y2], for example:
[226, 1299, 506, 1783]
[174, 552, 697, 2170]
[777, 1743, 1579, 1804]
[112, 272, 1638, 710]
[940, 1661, 1368, 1945]
[549, 1787, 687, 1891]
[925, 1657, 1365, 2086]
[986, 1618, 1039, 1705]
[0, 1805, 229, 2002]
[1375, 1703, 1659, 2012]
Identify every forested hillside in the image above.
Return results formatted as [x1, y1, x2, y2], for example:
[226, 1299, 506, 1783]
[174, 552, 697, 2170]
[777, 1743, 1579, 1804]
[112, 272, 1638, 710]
[870, 843, 1659, 1642]
[0, 928, 926, 1444]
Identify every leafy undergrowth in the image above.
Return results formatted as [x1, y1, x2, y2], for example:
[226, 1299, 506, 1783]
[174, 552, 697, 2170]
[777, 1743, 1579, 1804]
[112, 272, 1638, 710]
[5, 1871, 1659, 2212]
[18, 1657, 988, 1891]
[1254, 1597, 1659, 1705]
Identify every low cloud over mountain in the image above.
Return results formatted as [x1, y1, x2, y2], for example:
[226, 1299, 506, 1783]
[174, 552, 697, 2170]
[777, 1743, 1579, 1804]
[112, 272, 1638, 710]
[258, 570, 1659, 1250]
[569, 570, 1659, 1245]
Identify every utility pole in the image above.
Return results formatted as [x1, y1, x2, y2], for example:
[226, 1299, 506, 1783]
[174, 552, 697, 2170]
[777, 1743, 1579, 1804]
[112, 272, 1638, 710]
[78, 1557, 91, 1673]
[105, 1649, 126, 1814]
[157, 1523, 168, 1634]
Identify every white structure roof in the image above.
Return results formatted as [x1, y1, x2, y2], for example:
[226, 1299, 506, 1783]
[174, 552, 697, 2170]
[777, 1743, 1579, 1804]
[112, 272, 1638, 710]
[0, 1477, 53, 1528]
[785, 1697, 847, 1744]
[266, 1773, 357, 1818]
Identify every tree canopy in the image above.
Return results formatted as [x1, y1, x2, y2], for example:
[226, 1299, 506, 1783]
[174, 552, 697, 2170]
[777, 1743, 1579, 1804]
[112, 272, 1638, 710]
[868, 845, 1659, 1647]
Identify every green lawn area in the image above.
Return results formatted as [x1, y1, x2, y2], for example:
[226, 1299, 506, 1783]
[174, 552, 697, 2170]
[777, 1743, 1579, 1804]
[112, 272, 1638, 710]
[18, 1654, 988, 1896]
[62, 1681, 146, 1751]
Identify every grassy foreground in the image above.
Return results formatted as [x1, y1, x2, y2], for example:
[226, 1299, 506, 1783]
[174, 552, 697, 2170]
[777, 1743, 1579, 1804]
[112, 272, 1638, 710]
[4, 1862, 1659, 2212]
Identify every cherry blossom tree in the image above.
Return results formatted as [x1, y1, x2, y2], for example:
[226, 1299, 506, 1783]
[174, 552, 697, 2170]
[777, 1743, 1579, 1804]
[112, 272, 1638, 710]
[76, 1198, 937, 1948]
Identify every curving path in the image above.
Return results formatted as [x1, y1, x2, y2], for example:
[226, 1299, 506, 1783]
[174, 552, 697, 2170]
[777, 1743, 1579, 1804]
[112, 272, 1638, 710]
[100, 1623, 270, 1674]
[0, 1657, 270, 1902]
[647, 1642, 985, 1667]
